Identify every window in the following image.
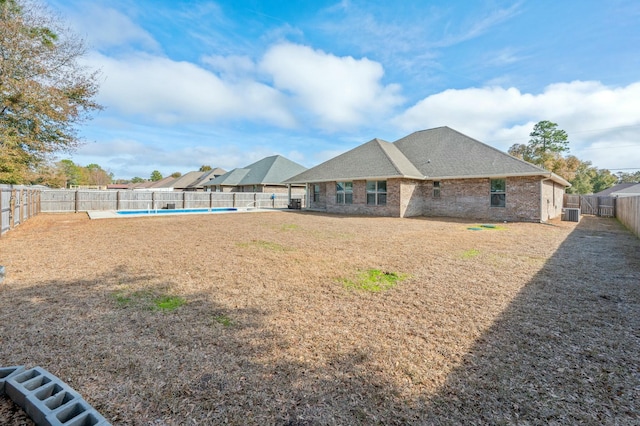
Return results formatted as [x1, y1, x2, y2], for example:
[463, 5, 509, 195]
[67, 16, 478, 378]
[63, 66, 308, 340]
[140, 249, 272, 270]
[313, 184, 320, 202]
[433, 181, 441, 198]
[336, 181, 353, 204]
[490, 179, 506, 207]
[366, 180, 387, 205]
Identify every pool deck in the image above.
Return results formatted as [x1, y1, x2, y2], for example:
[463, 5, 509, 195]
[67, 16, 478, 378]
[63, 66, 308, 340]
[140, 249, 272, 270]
[87, 208, 279, 219]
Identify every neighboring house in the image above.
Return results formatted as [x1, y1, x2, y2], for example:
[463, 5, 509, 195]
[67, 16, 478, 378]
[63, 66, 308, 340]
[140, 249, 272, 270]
[107, 184, 131, 190]
[285, 126, 570, 222]
[594, 183, 640, 197]
[203, 155, 307, 194]
[132, 176, 177, 191]
[161, 171, 206, 191]
[185, 168, 227, 191]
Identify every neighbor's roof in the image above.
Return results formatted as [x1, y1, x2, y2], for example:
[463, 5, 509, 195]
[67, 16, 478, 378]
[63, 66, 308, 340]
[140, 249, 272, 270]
[187, 168, 227, 189]
[594, 182, 639, 196]
[285, 126, 570, 186]
[610, 183, 640, 196]
[167, 171, 206, 189]
[204, 155, 307, 187]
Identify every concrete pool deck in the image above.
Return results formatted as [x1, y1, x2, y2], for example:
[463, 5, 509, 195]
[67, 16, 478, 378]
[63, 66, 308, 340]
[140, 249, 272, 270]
[87, 208, 279, 219]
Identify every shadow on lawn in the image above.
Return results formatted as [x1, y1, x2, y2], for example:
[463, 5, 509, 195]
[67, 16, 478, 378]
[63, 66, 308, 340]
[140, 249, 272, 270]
[2, 217, 639, 425]
[418, 216, 640, 424]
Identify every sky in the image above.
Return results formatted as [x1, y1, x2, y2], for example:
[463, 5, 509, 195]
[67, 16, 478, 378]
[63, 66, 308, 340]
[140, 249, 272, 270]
[45, 0, 640, 180]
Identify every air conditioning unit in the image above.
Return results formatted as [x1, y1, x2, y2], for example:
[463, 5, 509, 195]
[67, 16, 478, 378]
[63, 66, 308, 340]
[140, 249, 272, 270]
[563, 208, 580, 222]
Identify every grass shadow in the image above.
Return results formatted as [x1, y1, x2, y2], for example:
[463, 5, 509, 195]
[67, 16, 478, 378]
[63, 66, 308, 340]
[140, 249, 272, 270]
[418, 216, 640, 424]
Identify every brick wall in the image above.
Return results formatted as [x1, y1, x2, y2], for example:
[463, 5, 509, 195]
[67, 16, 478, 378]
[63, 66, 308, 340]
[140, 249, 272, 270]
[325, 180, 401, 216]
[541, 180, 564, 221]
[305, 176, 562, 222]
[419, 176, 545, 222]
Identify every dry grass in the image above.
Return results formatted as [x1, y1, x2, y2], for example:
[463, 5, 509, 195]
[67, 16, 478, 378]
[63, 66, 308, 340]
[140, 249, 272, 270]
[0, 211, 638, 425]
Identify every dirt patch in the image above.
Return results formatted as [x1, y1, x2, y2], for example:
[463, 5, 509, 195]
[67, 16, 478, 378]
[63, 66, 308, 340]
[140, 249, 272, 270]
[0, 212, 638, 424]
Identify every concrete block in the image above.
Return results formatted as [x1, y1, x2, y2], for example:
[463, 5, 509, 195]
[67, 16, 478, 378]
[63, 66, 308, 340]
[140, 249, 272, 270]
[46, 399, 111, 426]
[0, 365, 25, 395]
[5, 366, 51, 409]
[25, 381, 82, 426]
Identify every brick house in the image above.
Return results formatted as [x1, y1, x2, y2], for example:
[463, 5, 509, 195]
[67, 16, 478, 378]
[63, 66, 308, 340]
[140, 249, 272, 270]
[203, 155, 307, 195]
[284, 127, 570, 222]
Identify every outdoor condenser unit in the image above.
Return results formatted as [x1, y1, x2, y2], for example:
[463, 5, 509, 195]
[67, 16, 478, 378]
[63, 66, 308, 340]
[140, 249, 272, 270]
[563, 208, 580, 222]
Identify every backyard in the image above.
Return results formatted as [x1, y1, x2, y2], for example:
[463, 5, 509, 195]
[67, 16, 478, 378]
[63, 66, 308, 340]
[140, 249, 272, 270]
[0, 211, 638, 425]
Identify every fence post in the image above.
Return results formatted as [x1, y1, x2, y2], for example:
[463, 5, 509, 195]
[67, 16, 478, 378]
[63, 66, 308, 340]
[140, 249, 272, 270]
[210, 191, 213, 209]
[9, 189, 16, 230]
[233, 193, 236, 207]
[20, 188, 26, 222]
[183, 191, 186, 209]
[116, 191, 121, 211]
[75, 190, 79, 213]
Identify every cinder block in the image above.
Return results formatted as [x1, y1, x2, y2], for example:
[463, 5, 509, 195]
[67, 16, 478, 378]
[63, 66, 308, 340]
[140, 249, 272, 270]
[5, 366, 51, 409]
[25, 381, 82, 426]
[0, 365, 25, 395]
[46, 399, 111, 426]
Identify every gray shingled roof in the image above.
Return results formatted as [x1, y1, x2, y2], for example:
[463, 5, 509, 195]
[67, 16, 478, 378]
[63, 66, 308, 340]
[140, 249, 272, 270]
[285, 138, 423, 183]
[187, 168, 227, 189]
[594, 182, 639, 196]
[610, 183, 640, 196]
[168, 171, 206, 189]
[204, 155, 307, 187]
[286, 127, 570, 186]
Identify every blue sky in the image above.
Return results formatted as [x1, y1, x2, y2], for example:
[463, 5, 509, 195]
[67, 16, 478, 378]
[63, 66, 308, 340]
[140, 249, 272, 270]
[46, 0, 640, 179]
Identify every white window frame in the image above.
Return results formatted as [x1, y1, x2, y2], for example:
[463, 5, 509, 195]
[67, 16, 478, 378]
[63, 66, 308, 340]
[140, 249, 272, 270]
[336, 181, 353, 204]
[366, 180, 387, 205]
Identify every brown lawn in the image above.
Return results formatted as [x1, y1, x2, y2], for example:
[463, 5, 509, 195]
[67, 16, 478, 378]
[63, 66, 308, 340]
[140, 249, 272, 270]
[0, 211, 638, 425]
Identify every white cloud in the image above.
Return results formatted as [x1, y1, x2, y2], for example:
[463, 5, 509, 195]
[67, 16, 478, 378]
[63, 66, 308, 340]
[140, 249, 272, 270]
[62, 3, 160, 52]
[260, 43, 403, 131]
[393, 81, 640, 170]
[87, 52, 296, 127]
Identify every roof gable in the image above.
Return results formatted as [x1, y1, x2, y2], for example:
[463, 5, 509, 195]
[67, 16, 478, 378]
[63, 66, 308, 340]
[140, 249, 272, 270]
[203, 155, 306, 187]
[241, 155, 308, 185]
[205, 168, 250, 186]
[169, 171, 205, 189]
[286, 138, 423, 183]
[188, 168, 228, 188]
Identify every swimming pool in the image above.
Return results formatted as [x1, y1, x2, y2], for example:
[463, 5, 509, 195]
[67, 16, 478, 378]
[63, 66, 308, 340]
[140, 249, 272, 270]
[116, 207, 238, 216]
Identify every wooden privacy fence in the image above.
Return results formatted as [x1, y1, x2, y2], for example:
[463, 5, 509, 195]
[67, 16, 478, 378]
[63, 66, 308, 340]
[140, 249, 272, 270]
[563, 194, 616, 217]
[0, 185, 42, 237]
[40, 190, 301, 212]
[616, 196, 640, 238]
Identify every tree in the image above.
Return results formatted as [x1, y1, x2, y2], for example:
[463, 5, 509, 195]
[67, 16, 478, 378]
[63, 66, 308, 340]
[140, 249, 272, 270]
[592, 169, 618, 193]
[150, 170, 163, 181]
[170, 172, 182, 178]
[509, 120, 570, 167]
[85, 163, 111, 186]
[616, 171, 640, 183]
[528, 120, 569, 158]
[0, 0, 102, 183]
[130, 176, 145, 183]
[56, 159, 82, 187]
[199, 165, 212, 172]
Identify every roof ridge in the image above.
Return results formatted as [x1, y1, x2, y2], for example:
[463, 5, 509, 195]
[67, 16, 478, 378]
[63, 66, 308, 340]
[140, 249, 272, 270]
[374, 138, 413, 176]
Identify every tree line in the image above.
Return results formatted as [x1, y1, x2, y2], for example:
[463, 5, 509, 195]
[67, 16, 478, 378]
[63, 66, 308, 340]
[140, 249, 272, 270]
[508, 120, 637, 194]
